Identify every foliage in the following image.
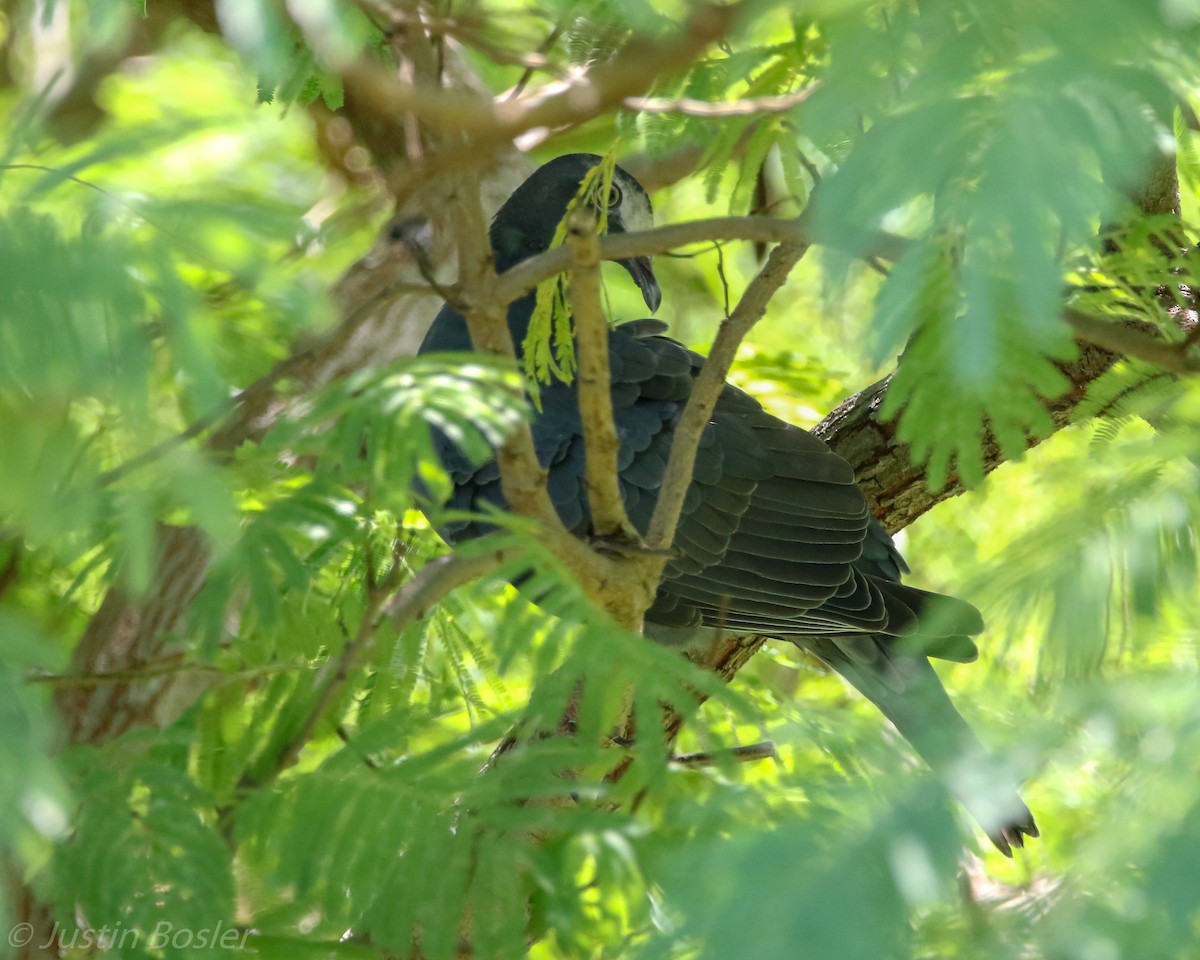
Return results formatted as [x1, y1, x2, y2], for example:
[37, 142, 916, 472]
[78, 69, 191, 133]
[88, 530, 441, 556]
[3, 1, 1200, 959]
[524, 148, 621, 387]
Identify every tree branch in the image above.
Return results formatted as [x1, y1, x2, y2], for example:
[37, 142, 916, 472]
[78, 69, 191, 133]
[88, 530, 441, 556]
[28, 659, 297, 687]
[810, 342, 1124, 533]
[445, 161, 570, 540]
[259, 537, 521, 785]
[56, 525, 215, 743]
[95, 212, 911, 491]
[441, 151, 614, 605]
[339, 4, 739, 161]
[567, 207, 637, 540]
[1064, 307, 1200, 374]
[671, 741, 777, 766]
[495, 215, 911, 307]
[384, 539, 523, 630]
[625, 85, 817, 117]
[646, 241, 810, 550]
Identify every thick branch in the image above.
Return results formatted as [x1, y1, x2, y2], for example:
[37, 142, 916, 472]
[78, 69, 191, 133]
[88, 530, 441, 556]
[813, 149, 1192, 532]
[811, 340, 1124, 533]
[567, 207, 636, 540]
[446, 165, 567, 537]
[340, 4, 738, 159]
[56, 525, 214, 743]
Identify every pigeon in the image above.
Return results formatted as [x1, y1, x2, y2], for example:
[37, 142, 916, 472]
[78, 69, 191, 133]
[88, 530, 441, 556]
[418, 153, 1037, 854]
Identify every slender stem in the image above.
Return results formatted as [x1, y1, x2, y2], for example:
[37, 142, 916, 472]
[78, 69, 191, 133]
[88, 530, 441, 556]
[626, 84, 817, 117]
[671, 741, 777, 766]
[506, 23, 564, 100]
[384, 540, 522, 632]
[26, 659, 298, 687]
[495, 214, 910, 305]
[1064, 307, 1200, 373]
[646, 241, 809, 551]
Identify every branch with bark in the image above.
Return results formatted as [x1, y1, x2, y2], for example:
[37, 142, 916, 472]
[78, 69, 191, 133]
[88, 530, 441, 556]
[567, 207, 638, 541]
[340, 3, 740, 187]
[646, 240, 810, 551]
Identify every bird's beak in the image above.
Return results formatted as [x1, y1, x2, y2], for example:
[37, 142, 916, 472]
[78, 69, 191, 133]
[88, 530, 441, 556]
[619, 256, 662, 313]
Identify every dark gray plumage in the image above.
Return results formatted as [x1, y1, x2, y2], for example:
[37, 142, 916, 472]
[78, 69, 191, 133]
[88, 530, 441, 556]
[418, 154, 1037, 855]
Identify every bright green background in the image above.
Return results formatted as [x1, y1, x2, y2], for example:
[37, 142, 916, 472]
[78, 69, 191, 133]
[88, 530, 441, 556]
[3, 1, 1200, 957]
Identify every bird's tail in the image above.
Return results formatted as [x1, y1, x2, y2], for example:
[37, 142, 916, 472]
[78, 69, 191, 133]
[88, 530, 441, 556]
[819, 641, 1038, 856]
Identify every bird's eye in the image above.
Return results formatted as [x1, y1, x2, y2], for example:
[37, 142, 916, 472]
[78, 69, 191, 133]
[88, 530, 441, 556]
[606, 183, 623, 209]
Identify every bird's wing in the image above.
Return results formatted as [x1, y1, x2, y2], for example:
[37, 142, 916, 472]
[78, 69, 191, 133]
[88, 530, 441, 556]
[420, 299, 587, 539]
[610, 325, 1030, 853]
[833, 516, 982, 661]
[426, 315, 981, 653]
[606, 322, 882, 631]
[611, 323, 984, 653]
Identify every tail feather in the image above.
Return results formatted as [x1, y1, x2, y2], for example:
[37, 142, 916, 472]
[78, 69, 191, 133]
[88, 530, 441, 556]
[812, 640, 1038, 856]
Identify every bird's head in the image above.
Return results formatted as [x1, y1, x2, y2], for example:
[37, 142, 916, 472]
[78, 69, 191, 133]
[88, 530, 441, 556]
[490, 154, 661, 312]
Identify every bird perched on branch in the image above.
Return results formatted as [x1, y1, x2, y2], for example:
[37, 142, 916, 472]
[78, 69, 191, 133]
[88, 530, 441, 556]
[418, 153, 1037, 855]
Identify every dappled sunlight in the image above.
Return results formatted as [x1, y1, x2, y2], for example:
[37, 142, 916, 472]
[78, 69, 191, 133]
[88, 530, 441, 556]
[3, 1, 1200, 958]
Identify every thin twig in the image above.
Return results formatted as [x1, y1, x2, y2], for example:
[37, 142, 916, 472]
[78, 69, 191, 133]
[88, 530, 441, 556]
[625, 85, 817, 117]
[506, 23, 563, 101]
[1064, 307, 1200, 373]
[26, 660, 301, 687]
[0, 164, 246, 275]
[0, 539, 22, 604]
[566, 207, 636, 540]
[96, 276, 439, 486]
[671, 741, 777, 766]
[445, 162, 568, 536]
[385, 540, 522, 632]
[713, 242, 731, 319]
[494, 214, 911, 307]
[646, 241, 809, 551]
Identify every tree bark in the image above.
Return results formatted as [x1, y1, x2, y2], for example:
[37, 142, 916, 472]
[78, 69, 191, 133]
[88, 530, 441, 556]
[814, 341, 1121, 533]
